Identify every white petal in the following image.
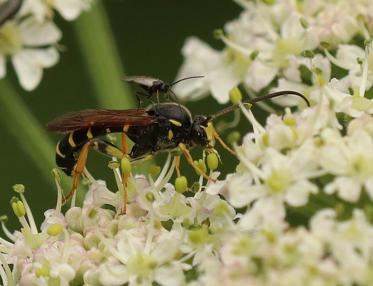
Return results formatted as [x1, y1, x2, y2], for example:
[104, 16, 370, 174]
[208, 66, 239, 104]
[335, 45, 365, 70]
[326, 177, 361, 202]
[99, 264, 129, 286]
[155, 264, 185, 286]
[174, 37, 222, 101]
[244, 60, 278, 92]
[364, 178, 373, 201]
[54, 0, 90, 21]
[12, 48, 59, 91]
[319, 145, 349, 175]
[285, 180, 318, 207]
[227, 175, 263, 208]
[0, 56, 6, 78]
[19, 18, 61, 46]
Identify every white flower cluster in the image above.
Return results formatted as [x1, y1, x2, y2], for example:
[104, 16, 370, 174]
[3, 0, 373, 285]
[0, 0, 92, 91]
[2, 112, 373, 285]
[175, 0, 373, 108]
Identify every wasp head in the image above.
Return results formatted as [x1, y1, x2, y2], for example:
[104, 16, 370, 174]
[190, 115, 209, 146]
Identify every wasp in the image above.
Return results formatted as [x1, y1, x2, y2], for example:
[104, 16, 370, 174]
[47, 90, 310, 211]
[123, 75, 204, 106]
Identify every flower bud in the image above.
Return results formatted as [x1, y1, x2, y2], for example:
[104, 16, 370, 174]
[194, 159, 207, 175]
[11, 197, 25, 217]
[0, 215, 7, 223]
[12, 184, 25, 193]
[227, 131, 241, 145]
[148, 165, 161, 178]
[175, 176, 188, 193]
[207, 153, 219, 170]
[47, 224, 64, 236]
[121, 157, 132, 175]
[229, 87, 242, 104]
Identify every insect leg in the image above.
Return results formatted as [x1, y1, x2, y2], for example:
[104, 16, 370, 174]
[63, 142, 90, 204]
[175, 155, 181, 177]
[178, 143, 214, 182]
[121, 128, 130, 214]
[90, 139, 124, 159]
[211, 126, 236, 155]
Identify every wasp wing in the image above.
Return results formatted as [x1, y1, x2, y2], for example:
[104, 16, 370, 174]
[47, 108, 157, 133]
[122, 75, 161, 87]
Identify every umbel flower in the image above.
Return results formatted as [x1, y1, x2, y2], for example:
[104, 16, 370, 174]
[0, 0, 93, 90]
[3, 0, 373, 285]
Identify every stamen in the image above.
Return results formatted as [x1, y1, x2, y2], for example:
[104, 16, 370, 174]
[324, 49, 351, 70]
[155, 157, 176, 193]
[83, 167, 96, 183]
[0, 218, 15, 242]
[233, 144, 264, 184]
[155, 153, 172, 186]
[359, 44, 370, 97]
[0, 252, 14, 286]
[19, 193, 38, 234]
[215, 29, 252, 56]
[0, 237, 12, 248]
[238, 101, 265, 143]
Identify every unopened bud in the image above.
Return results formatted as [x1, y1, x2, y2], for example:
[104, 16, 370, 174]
[175, 176, 188, 193]
[121, 157, 132, 175]
[11, 197, 25, 217]
[207, 153, 219, 170]
[229, 87, 242, 104]
[12, 184, 25, 194]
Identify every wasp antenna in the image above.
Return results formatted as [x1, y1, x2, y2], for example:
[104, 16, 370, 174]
[210, 90, 310, 121]
[169, 75, 204, 87]
[0, 0, 23, 26]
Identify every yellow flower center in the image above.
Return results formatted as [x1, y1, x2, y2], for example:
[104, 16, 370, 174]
[266, 169, 293, 193]
[0, 23, 22, 55]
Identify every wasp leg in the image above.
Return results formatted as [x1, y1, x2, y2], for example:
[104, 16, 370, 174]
[63, 142, 90, 204]
[90, 139, 124, 159]
[211, 126, 236, 156]
[175, 155, 181, 177]
[178, 143, 214, 182]
[121, 129, 130, 214]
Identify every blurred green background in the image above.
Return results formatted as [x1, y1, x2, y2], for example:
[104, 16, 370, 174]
[0, 0, 242, 231]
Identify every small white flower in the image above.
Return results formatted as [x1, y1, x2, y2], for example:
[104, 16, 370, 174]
[174, 37, 240, 103]
[0, 17, 61, 90]
[21, 0, 92, 21]
[320, 128, 373, 202]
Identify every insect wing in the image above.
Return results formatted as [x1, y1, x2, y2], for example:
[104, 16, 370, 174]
[47, 109, 157, 133]
[123, 76, 161, 87]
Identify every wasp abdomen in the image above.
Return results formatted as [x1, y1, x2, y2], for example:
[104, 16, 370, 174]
[55, 126, 121, 175]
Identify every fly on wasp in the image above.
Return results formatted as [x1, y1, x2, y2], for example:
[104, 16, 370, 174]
[123, 75, 204, 106]
[47, 89, 310, 212]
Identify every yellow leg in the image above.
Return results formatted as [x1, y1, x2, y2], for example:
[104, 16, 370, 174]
[212, 127, 236, 156]
[178, 143, 215, 182]
[121, 131, 129, 214]
[63, 142, 90, 204]
[175, 155, 181, 177]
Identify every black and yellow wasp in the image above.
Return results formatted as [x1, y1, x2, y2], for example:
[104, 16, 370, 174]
[47, 88, 309, 210]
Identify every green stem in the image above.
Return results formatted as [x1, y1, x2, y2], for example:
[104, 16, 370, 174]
[0, 80, 55, 188]
[73, 1, 133, 108]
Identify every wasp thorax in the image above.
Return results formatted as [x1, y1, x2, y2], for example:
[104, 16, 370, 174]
[190, 115, 209, 146]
